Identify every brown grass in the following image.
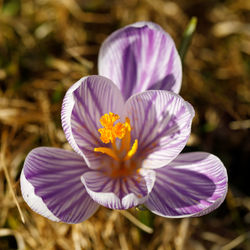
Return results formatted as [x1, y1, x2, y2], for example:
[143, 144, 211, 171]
[0, 0, 250, 249]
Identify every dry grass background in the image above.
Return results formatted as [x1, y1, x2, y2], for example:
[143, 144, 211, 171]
[0, 0, 250, 249]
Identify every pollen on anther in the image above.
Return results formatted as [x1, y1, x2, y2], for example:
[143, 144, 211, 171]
[113, 122, 126, 139]
[100, 112, 120, 128]
[98, 112, 126, 144]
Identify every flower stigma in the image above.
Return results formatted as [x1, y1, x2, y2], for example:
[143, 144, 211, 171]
[94, 112, 139, 178]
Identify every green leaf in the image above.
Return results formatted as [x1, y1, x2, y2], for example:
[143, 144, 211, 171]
[2, 0, 20, 16]
[136, 205, 154, 230]
[179, 17, 198, 62]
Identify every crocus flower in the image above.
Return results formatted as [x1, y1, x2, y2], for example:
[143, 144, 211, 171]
[20, 22, 228, 224]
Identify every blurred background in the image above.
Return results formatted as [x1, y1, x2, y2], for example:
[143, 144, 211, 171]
[0, 0, 249, 249]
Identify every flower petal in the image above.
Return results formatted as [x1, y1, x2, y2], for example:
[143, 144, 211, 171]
[145, 152, 228, 217]
[124, 90, 194, 168]
[21, 147, 99, 223]
[61, 75, 125, 168]
[98, 21, 182, 100]
[81, 169, 155, 210]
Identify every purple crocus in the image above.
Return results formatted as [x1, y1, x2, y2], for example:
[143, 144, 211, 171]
[20, 22, 227, 224]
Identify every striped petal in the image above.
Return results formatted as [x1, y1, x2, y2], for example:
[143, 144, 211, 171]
[81, 169, 155, 210]
[145, 152, 228, 217]
[124, 90, 194, 169]
[98, 21, 182, 100]
[21, 147, 99, 224]
[61, 75, 125, 168]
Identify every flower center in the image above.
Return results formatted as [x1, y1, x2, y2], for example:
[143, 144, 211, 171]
[94, 112, 139, 178]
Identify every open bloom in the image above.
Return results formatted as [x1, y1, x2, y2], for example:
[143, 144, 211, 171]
[21, 75, 227, 223]
[20, 22, 227, 224]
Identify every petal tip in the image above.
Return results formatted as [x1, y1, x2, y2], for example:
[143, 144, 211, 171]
[20, 170, 60, 222]
[81, 172, 151, 210]
[98, 21, 182, 98]
[145, 152, 228, 218]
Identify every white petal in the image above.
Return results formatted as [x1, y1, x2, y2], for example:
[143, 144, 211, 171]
[21, 170, 60, 222]
[145, 152, 228, 217]
[98, 22, 182, 100]
[21, 147, 99, 223]
[61, 75, 125, 168]
[81, 169, 155, 210]
[123, 90, 194, 168]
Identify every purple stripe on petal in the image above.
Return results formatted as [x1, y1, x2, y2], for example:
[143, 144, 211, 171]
[21, 171, 60, 222]
[73, 89, 99, 131]
[85, 77, 104, 116]
[98, 22, 182, 100]
[81, 169, 155, 210]
[21, 147, 99, 224]
[121, 43, 138, 99]
[145, 152, 228, 217]
[61, 75, 125, 169]
[136, 92, 157, 142]
[124, 90, 195, 169]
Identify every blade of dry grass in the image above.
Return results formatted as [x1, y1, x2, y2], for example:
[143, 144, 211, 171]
[119, 210, 153, 234]
[0, 130, 25, 224]
[221, 232, 250, 250]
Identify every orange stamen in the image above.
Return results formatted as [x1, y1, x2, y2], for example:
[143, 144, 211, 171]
[124, 139, 138, 161]
[94, 147, 120, 161]
[94, 112, 139, 178]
